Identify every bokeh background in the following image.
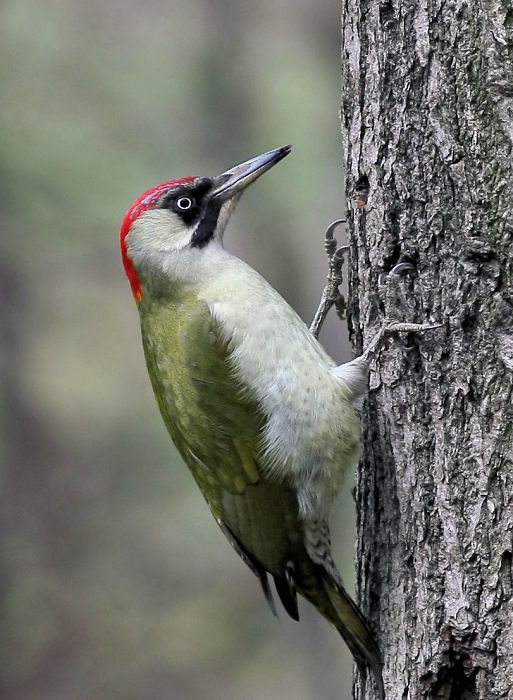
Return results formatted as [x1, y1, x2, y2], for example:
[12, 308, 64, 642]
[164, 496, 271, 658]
[1, 1, 357, 698]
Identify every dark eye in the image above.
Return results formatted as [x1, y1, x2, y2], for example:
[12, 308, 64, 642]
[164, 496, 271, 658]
[176, 196, 194, 210]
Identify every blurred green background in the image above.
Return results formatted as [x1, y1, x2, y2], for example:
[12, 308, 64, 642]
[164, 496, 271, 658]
[1, 1, 356, 698]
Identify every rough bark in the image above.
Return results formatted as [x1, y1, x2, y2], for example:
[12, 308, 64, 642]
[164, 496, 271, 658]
[340, 1, 513, 698]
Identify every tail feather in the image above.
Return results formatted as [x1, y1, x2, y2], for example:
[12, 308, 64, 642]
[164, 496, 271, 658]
[296, 565, 384, 700]
[322, 573, 384, 700]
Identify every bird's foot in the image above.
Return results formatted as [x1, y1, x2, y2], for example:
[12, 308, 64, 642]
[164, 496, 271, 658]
[360, 262, 442, 364]
[310, 219, 348, 339]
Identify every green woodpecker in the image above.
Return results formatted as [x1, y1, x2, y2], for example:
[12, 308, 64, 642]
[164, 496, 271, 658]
[120, 146, 384, 697]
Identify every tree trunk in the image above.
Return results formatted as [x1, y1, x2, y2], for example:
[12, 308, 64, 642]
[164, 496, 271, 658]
[340, 1, 513, 698]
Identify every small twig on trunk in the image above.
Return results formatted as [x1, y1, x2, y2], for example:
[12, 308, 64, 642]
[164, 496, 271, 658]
[309, 219, 348, 339]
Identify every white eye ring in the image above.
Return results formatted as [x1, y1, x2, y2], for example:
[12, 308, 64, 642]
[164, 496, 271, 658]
[176, 196, 193, 210]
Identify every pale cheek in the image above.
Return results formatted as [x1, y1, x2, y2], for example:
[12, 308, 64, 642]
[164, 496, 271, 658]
[132, 211, 193, 252]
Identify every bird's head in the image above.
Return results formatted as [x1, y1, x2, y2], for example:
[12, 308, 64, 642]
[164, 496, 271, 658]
[120, 145, 291, 303]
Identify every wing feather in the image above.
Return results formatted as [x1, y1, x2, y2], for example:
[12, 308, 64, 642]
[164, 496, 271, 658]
[140, 295, 300, 576]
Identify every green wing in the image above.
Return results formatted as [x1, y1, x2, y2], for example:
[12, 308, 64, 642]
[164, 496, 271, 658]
[139, 294, 302, 613]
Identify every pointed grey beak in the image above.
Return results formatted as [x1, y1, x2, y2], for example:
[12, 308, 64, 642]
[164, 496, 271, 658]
[211, 145, 292, 201]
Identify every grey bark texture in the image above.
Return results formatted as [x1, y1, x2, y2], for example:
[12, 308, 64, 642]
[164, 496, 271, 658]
[340, 1, 513, 698]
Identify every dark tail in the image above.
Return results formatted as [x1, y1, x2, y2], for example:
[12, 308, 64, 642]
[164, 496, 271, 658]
[296, 565, 385, 700]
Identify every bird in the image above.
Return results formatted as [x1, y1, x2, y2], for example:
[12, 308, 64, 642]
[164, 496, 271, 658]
[119, 145, 385, 698]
